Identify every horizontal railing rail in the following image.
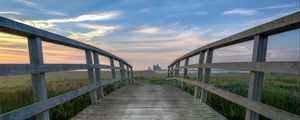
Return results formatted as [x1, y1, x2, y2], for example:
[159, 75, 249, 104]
[0, 64, 129, 76]
[168, 11, 300, 120]
[0, 16, 134, 120]
[169, 62, 300, 75]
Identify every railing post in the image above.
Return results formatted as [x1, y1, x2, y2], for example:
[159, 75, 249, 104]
[110, 58, 117, 90]
[194, 51, 205, 99]
[183, 57, 189, 91]
[119, 62, 125, 86]
[200, 49, 213, 103]
[85, 50, 97, 104]
[167, 66, 170, 85]
[126, 65, 131, 84]
[93, 51, 104, 99]
[130, 67, 134, 84]
[245, 35, 268, 120]
[28, 36, 50, 120]
[175, 61, 180, 87]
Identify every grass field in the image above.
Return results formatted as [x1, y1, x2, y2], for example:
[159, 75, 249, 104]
[0, 70, 299, 120]
[0, 71, 122, 120]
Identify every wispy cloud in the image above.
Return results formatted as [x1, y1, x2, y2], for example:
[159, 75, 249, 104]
[18, 11, 121, 29]
[223, 3, 298, 16]
[93, 22, 213, 69]
[165, 1, 202, 12]
[245, 10, 299, 28]
[13, 0, 66, 16]
[69, 24, 121, 40]
[134, 26, 160, 34]
[256, 3, 298, 10]
[0, 11, 22, 15]
[223, 8, 257, 16]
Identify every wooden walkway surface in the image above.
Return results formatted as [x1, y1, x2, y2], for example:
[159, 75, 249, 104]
[71, 83, 226, 120]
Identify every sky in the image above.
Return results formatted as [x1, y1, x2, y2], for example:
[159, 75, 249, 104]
[0, 0, 299, 70]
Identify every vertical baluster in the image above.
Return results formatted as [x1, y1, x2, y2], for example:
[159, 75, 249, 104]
[168, 66, 170, 85]
[176, 61, 180, 87]
[194, 51, 205, 99]
[200, 49, 213, 103]
[126, 65, 131, 84]
[245, 35, 268, 120]
[85, 50, 97, 104]
[93, 51, 104, 99]
[170, 65, 173, 85]
[28, 36, 50, 120]
[130, 67, 134, 84]
[110, 58, 117, 90]
[183, 57, 189, 91]
[119, 62, 125, 86]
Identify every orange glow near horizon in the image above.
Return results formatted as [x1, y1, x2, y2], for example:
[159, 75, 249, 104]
[0, 32, 86, 64]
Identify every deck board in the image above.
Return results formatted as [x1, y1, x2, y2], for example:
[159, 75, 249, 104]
[71, 84, 226, 120]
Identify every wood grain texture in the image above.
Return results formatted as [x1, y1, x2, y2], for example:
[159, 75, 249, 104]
[71, 83, 226, 120]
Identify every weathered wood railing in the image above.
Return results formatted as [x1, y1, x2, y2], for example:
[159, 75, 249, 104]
[0, 16, 133, 120]
[167, 11, 300, 120]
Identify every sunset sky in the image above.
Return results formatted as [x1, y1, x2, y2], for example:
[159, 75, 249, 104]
[0, 0, 299, 70]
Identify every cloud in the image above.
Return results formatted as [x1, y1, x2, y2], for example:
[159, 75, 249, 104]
[223, 8, 257, 16]
[223, 3, 298, 16]
[134, 27, 160, 34]
[164, 1, 202, 12]
[91, 22, 213, 69]
[244, 10, 299, 28]
[13, 0, 66, 16]
[256, 3, 298, 10]
[69, 24, 120, 40]
[17, 11, 121, 29]
[0, 11, 22, 15]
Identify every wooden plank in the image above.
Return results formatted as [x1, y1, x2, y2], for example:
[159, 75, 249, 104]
[28, 36, 49, 120]
[168, 77, 300, 120]
[71, 84, 226, 120]
[169, 11, 300, 66]
[194, 51, 205, 99]
[93, 51, 104, 99]
[85, 50, 97, 104]
[200, 49, 213, 103]
[169, 62, 300, 75]
[245, 35, 268, 120]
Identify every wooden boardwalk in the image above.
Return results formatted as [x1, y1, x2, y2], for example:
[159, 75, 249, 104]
[71, 83, 226, 120]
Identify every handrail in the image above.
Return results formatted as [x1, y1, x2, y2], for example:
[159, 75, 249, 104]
[169, 11, 300, 66]
[0, 16, 134, 120]
[0, 16, 131, 67]
[167, 11, 300, 120]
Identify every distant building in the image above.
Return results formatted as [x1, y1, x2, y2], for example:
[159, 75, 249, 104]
[153, 64, 162, 71]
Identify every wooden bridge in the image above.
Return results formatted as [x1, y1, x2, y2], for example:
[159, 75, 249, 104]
[0, 11, 299, 120]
